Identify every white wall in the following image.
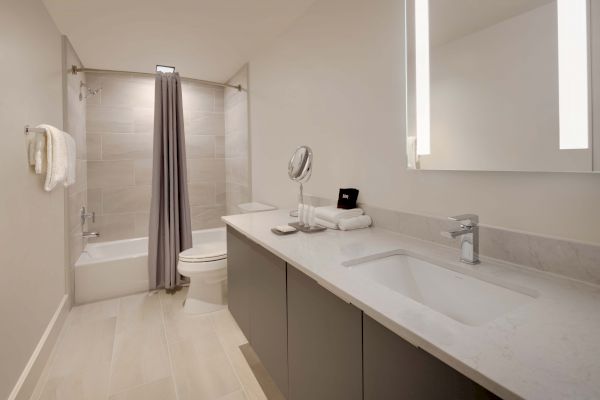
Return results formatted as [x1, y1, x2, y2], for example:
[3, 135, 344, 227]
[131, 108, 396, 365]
[0, 0, 65, 397]
[424, 2, 591, 172]
[248, 0, 600, 244]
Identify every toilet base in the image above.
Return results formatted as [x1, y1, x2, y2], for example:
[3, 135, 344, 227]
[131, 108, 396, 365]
[180, 260, 228, 314]
[183, 296, 226, 314]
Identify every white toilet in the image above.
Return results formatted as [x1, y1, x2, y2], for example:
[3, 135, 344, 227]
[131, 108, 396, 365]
[177, 202, 276, 314]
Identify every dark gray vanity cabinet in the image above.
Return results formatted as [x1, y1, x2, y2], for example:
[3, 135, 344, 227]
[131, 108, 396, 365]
[287, 265, 363, 400]
[226, 227, 289, 397]
[363, 315, 500, 400]
[226, 227, 253, 339]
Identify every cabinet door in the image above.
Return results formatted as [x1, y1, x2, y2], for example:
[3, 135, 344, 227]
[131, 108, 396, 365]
[226, 227, 252, 339]
[247, 237, 288, 398]
[287, 265, 363, 400]
[363, 315, 500, 400]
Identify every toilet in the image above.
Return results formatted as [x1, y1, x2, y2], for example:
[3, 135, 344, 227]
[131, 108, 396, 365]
[178, 202, 276, 314]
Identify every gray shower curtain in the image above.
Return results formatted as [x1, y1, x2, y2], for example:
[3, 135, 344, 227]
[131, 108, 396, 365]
[148, 72, 193, 291]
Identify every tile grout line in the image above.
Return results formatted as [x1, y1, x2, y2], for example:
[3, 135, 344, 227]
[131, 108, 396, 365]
[209, 312, 252, 400]
[158, 291, 181, 400]
[105, 298, 121, 400]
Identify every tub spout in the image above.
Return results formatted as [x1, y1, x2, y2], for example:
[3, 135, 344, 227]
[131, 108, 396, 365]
[82, 231, 100, 239]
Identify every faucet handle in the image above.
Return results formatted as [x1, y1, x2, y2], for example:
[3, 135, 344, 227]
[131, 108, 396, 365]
[448, 214, 479, 226]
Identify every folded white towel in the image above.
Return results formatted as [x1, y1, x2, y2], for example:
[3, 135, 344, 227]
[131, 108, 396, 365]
[315, 217, 339, 230]
[30, 133, 47, 174]
[339, 215, 372, 231]
[39, 124, 68, 191]
[63, 132, 76, 187]
[314, 205, 363, 224]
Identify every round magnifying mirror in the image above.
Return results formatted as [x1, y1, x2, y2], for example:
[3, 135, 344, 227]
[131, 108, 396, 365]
[288, 146, 313, 183]
[288, 146, 313, 216]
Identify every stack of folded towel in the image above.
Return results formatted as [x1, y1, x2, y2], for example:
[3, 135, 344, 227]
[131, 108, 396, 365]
[314, 205, 372, 231]
[28, 124, 76, 191]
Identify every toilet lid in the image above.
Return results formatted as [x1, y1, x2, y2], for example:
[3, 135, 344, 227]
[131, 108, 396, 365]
[179, 242, 227, 263]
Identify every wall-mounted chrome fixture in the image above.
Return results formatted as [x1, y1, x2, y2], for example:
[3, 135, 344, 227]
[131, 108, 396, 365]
[79, 81, 102, 101]
[156, 65, 176, 73]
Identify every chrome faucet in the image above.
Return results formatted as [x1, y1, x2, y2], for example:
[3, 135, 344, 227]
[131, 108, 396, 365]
[80, 206, 99, 239]
[80, 206, 95, 226]
[82, 231, 100, 239]
[441, 214, 480, 265]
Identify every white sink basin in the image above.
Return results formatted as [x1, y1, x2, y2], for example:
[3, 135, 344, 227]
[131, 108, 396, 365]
[344, 252, 537, 326]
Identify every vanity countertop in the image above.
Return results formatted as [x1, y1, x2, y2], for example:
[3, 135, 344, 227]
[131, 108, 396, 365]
[222, 210, 600, 400]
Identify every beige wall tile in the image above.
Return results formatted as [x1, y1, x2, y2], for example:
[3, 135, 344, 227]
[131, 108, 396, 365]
[87, 188, 102, 215]
[87, 105, 134, 134]
[134, 213, 150, 238]
[87, 134, 102, 161]
[102, 134, 153, 160]
[133, 107, 154, 134]
[134, 159, 153, 185]
[88, 161, 135, 189]
[186, 135, 216, 158]
[191, 205, 226, 230]
[182, 83, 216, 112]
[188, 182, 217, 206]
[187, 159, 226, 183]
[102, 186, 151, 214]
[215, 136, 226, 157]
[88, 214, 136, 241]
[185, 111, 225, 135]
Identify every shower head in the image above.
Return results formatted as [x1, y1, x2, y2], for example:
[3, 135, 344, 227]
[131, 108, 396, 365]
[79, 81, 102, 101]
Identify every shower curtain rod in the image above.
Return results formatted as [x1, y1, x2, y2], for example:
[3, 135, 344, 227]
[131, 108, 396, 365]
[70, 65, 242, 91]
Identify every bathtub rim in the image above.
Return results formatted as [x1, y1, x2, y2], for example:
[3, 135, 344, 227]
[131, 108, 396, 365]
[75, 227, 226, 267]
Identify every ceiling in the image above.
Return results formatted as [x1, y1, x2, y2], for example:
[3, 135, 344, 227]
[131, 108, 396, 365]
[430, 0, 555, 47]
[42, 0, 316, 82]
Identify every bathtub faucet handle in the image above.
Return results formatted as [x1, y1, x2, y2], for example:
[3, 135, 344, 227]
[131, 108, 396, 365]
[81, 206, 96, 225]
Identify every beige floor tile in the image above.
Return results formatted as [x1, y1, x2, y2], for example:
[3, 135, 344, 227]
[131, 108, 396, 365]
[211, 309, 248, 348]
[37, 317, 116, 400]
[164, 313, 215, 343]
[68, 298, 119, 326]
[217, 389, 248, 400]
[116, 292, 162, 333]
[109, 324, 171, 394]
[170, 338, 241, 400]
[221, 344, 267, 400]
[109, 377, 177, 400]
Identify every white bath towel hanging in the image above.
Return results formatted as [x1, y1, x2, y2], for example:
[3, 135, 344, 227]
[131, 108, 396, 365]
[38, 124, 75, 191]
[64, 132, 76, 187]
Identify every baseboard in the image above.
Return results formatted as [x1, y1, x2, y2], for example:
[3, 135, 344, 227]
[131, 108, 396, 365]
[7, 294, 70, 400]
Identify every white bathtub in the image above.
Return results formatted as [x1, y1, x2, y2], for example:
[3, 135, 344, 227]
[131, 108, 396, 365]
[75, 227, 226, 304]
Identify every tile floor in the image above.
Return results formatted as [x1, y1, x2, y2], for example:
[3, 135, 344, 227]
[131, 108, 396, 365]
[31, 289, 273, 400]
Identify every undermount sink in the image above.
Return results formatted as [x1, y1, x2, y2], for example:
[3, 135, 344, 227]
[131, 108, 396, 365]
[344, 251, 537, 326]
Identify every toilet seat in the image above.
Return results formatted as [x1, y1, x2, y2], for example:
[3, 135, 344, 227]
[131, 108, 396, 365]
[178, 243, 226, 263]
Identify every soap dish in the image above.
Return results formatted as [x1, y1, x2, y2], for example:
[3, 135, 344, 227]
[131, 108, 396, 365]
[288, 222, 327, 233]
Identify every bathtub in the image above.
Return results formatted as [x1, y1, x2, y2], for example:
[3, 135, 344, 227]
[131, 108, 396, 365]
[75, 227, 226, 304]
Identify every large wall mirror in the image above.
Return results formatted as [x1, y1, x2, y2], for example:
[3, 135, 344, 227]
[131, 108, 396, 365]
[405, 0, 600, 172]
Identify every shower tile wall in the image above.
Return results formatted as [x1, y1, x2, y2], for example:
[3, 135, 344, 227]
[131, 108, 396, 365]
[63, 37, 87, 298]
[86, 73, 226, 242]
[224, 65, 251, 214]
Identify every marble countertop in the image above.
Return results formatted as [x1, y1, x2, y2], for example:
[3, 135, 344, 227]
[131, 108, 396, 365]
[222, 210, 600, 400]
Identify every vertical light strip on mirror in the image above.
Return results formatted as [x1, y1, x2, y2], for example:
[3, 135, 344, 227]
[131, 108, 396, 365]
[558, 0, 589, 149]
[415, 0, 431, 155]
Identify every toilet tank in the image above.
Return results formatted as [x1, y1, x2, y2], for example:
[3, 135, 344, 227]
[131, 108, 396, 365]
[237, 202, 277, 214]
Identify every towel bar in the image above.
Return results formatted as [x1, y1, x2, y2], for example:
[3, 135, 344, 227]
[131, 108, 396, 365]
[24, 125, 46, 135]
